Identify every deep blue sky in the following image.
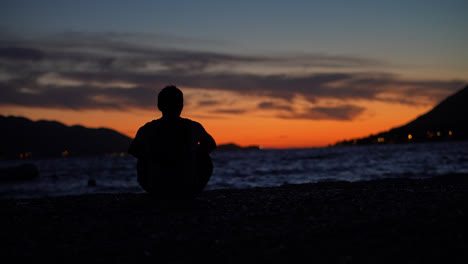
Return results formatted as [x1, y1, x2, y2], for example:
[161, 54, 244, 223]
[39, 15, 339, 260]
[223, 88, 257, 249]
[2, 0, 467, 68]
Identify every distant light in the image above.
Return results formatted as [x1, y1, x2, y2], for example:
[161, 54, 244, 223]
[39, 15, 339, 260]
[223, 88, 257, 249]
[19, 153, 24, 159]
[377, 137, 385, 143]
[62, 150, 69, 157]
[408, 134, 412, 140]
[449, 131, 453, 136]
[437, 131, 441, 136]
[427, 131, 434, 138]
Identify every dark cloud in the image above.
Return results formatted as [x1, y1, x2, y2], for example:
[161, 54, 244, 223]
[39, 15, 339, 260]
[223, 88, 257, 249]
[0, 31, 466, 120]
[213, 109, 247, 115]
[0, 31, 385, 76]
[309, 105, 366, 121]
[257, 98, 365, 120]
[0, 82, 157, 110]
[258, 101, 293, 111]
[278, 105, 366, 121]
[0, 47, 45, 61]
[198, 100, 220, 106]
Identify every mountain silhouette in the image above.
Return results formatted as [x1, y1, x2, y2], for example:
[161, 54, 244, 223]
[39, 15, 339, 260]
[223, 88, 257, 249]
[335, 84, 468, 146]
[0, 115, 132, 159]
[214, 143, 261, 152]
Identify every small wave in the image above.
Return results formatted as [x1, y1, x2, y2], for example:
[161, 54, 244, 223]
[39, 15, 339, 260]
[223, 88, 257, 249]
[1, 142, 467, 199]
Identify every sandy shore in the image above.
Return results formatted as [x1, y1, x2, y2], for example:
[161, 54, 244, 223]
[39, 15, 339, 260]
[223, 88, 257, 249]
[2, 174, 468, 263]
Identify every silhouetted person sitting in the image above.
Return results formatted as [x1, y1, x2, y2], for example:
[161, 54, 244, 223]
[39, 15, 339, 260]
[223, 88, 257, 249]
[128, 85, 216, 199]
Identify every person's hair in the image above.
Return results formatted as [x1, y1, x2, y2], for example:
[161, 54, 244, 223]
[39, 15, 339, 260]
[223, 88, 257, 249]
[157, 85, 183, 116]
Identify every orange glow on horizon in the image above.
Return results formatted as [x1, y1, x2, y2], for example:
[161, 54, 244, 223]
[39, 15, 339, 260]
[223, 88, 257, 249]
[0, 99, 432, 149]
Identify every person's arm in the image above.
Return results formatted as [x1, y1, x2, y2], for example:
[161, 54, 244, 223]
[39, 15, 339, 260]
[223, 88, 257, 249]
[199, 131, 216, 153]
[128, 126, 145, 159]
[196, 123, 216, 153]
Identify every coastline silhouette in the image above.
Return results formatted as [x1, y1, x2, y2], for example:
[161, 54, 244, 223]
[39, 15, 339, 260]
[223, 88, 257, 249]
[128, 85, 216, 199]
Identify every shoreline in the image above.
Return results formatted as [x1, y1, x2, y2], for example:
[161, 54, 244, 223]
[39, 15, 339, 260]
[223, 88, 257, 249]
[2, 174, 468, 262]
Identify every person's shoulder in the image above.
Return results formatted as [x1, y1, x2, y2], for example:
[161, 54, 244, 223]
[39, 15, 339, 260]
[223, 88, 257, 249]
[146, 119, 161, 126]
[138, 119, 161, 132]
[181, 118, 203, 128]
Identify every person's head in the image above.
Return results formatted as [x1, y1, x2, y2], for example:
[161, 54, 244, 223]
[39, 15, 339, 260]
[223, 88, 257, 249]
[158, 85, 183, 117]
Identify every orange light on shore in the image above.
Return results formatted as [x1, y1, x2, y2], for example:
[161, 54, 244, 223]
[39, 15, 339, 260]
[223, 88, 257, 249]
[62, 150, 69, 157]
[19, 152, 31, 158]
[427, 131, 434, 138]
[408, 134, 413, 140]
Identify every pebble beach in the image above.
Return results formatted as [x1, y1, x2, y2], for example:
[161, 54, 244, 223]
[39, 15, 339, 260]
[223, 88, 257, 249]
[2, 174, 468, 263]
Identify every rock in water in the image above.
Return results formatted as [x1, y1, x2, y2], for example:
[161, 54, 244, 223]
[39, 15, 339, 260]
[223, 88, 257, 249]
[88, 178, 97, 187]
[0, 163, 39, 182]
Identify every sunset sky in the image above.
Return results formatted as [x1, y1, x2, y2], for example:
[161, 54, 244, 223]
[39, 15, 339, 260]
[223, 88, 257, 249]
[1, 0, 467, 148]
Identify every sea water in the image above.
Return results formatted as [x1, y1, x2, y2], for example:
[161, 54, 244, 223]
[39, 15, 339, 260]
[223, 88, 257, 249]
[1, 141, 467, 199]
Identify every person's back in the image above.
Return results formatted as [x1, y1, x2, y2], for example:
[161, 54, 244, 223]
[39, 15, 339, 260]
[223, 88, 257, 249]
[128, 86, 216, 199]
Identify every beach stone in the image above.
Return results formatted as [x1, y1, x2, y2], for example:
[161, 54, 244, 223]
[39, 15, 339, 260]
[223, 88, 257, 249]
[0, 163, 39, 182]
[88, 178, 97, 186]
[2, 175, 468, 262]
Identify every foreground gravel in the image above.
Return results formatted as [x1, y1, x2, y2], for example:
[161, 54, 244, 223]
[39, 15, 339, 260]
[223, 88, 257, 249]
[2, 174, 468, 263]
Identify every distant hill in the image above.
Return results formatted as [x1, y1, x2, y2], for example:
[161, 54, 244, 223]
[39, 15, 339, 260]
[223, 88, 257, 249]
[335, 84, 468, 146]
[0, 115, 132, 159]
[214, 143, 262, 152]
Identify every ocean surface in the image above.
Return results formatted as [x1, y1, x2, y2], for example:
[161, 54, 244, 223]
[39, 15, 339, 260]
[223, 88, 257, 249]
[1, 141, 467, 199]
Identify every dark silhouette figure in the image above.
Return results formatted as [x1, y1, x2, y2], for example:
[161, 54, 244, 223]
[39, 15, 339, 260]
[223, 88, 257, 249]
[128, 86, 216, 199]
